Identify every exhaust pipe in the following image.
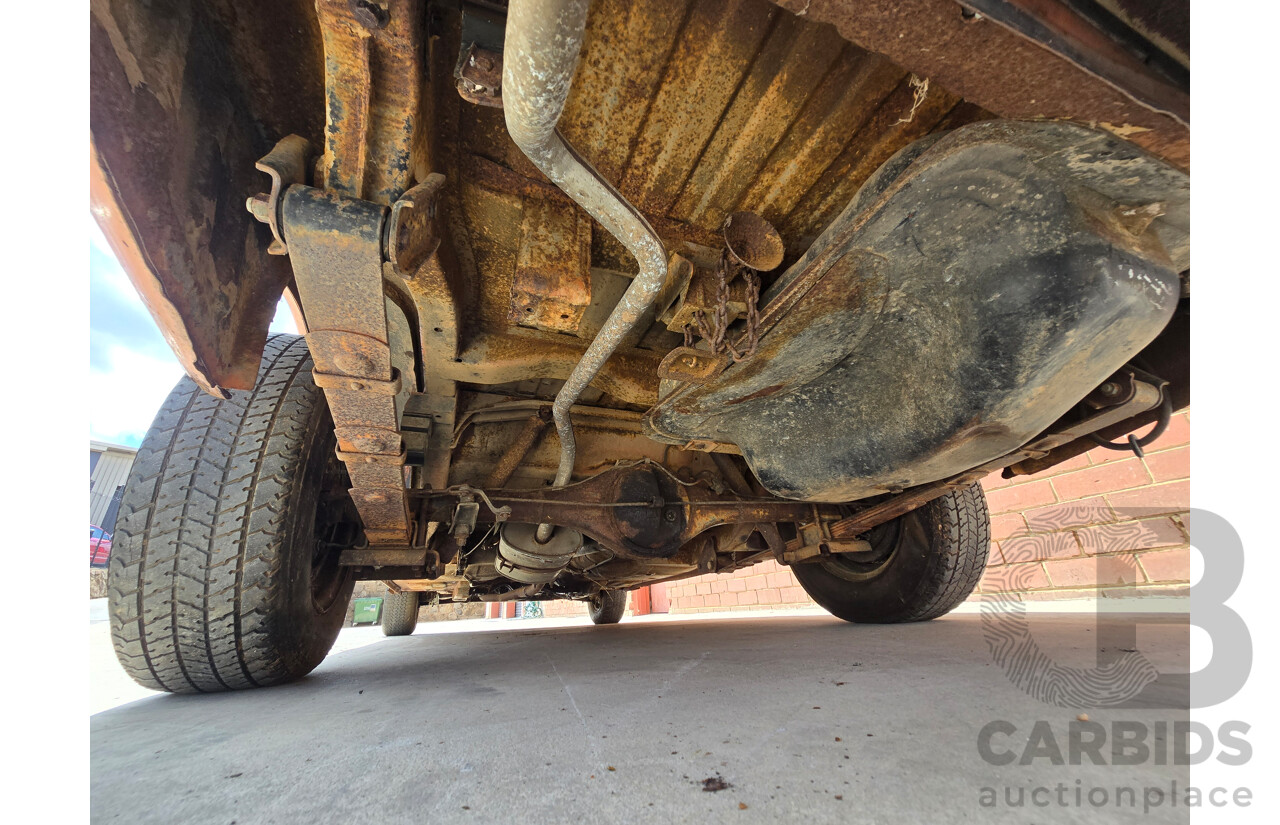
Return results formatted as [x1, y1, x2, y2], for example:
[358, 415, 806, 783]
[503, 0, 668, 540]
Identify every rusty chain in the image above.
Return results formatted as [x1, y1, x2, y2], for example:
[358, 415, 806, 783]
[726, 270, 761, 362]
[690, 250, 762, 362]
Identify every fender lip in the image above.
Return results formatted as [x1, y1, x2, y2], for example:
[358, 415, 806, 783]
[90, 140, 230, 399]
[89, 2, 323, 397]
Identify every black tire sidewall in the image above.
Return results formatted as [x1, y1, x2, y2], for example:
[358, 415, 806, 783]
[791, 484, 988, 623]
[273, 407, 354, 676]
[588, 591, 627, 624]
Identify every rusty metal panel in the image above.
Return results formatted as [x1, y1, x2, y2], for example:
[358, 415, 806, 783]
[456, 0, 993, 344]
[766, 0, 1189, 167]
[558, 0, 693, 183]
[734, 49, 904, 229]
[510, 201, 593, 333]
[667, 13, 850, 228]
[613, 0, 779, 214]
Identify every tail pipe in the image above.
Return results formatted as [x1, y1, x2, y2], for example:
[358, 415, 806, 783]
[502, 0, 668, 540]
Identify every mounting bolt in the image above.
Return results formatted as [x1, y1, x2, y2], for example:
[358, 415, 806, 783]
[246, 193, 271, 224]
[1099, 382, 1121, 397]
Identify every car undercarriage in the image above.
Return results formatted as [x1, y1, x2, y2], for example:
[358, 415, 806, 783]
[91, 0, 1189, 692]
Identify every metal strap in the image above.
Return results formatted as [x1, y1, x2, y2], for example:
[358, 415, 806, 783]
[281, 185, 410, 543]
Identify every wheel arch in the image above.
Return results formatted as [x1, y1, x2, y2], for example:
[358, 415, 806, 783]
[90, 0, 325, 395]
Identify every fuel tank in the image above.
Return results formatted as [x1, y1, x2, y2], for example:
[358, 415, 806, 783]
[644, 122, 1187, 502]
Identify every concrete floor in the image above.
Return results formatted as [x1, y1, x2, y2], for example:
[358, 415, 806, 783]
[91, 608, 1189, 824]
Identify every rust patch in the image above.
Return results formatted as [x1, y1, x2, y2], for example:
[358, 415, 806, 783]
[510, 200, 593, 333]
[723, 383, 786, 405]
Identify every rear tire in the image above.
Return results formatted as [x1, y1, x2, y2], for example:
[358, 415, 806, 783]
[791, 483, 990, 623]
[588, 590, 627, 625]
[380, 590, 420, 636]
[108, 334, 356, 693]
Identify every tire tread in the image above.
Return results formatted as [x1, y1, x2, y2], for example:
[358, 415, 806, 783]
[380, 591, 420, 637]
[108, 335, 345, 693]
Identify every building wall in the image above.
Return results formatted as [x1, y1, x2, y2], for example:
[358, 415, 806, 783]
[537, 599, 590, 618]
[664, 410, 1191, 613]
[90, 444, 137, 528]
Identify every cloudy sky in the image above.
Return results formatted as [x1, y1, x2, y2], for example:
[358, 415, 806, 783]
[89, 219, 295, 448]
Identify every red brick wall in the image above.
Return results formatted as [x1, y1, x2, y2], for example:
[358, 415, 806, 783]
[666, 410, 1191, 613]
[664, 558, 811, 613]
[538, 599, 588, 618]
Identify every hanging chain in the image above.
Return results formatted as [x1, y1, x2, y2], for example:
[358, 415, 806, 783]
[725, 269, 761, 362]
[690, 250, 761, 362]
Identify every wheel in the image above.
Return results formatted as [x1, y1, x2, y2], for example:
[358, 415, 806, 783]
[108, 334, 356, 693]
[792, 483, 990, 623]
[588, 590, 628, 625]
[380, 590, 420, 636]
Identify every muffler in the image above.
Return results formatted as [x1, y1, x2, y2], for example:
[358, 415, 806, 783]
[496, 523, 584, 584]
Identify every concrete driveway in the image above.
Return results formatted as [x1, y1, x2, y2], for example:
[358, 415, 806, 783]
[91, 608, 1189, 824]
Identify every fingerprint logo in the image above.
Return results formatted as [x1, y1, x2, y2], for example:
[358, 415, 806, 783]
[981, 590, 1159, 707]
[981, 503, 1160, 707]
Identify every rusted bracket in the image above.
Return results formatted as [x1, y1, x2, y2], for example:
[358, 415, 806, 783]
[511, 200, 592, 334]
[453, 1, 506, 108]
[387, 176, 445, 277]
[456, 43, 505, 108]
[781, 523, 873, 564]
[657, 347, 729, 384]
[246, 135, 312, 256]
